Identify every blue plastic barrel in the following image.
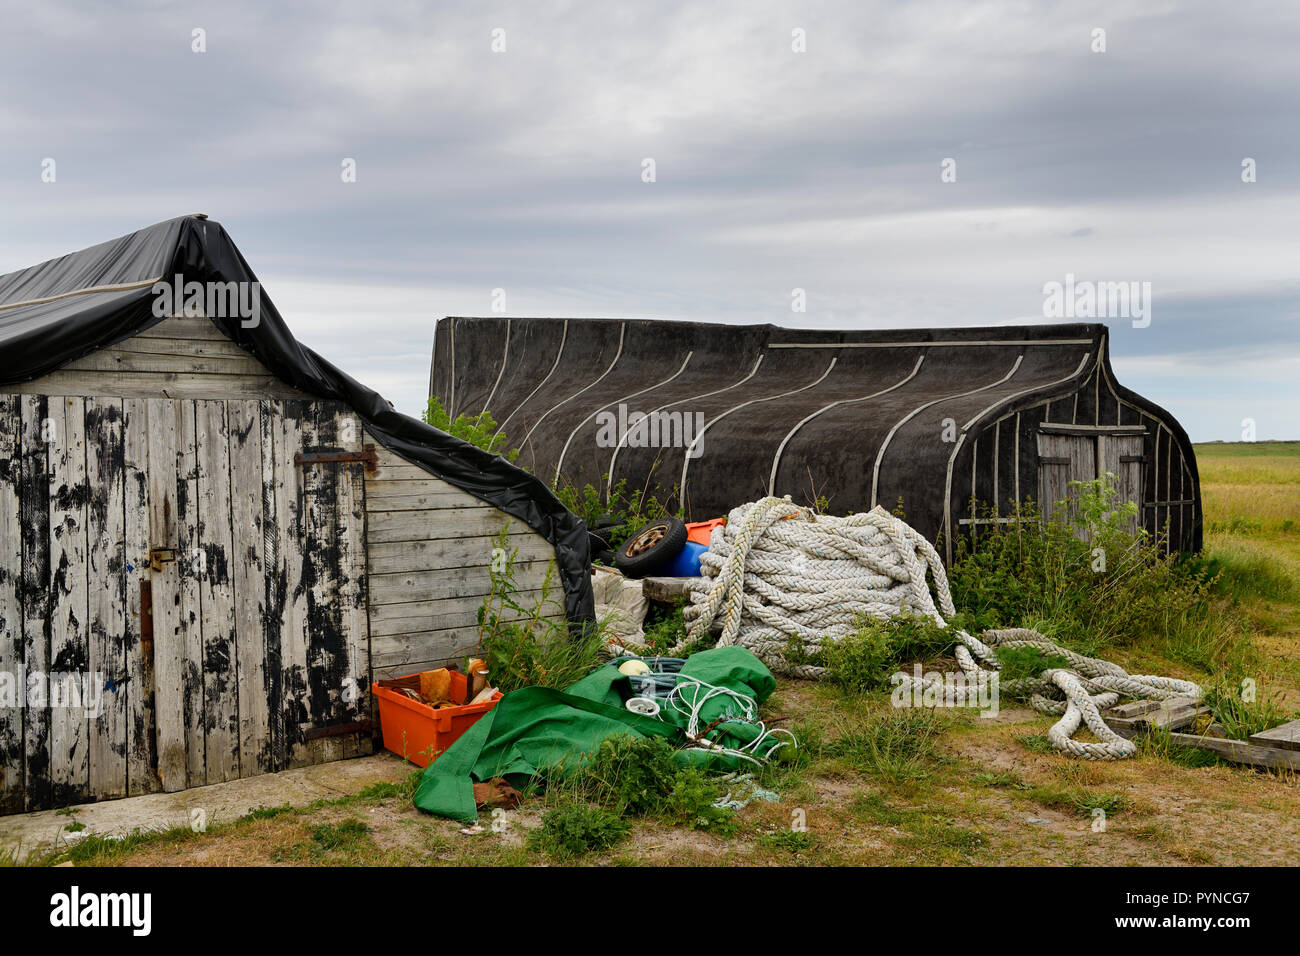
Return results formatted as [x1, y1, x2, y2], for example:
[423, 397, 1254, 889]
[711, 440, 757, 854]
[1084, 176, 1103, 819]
[658, 540, 708, 578]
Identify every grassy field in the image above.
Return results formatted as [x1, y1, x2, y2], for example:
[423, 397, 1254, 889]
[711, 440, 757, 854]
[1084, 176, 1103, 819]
[10, 442, 1299, 868]
[1197, 442, 1300, 698]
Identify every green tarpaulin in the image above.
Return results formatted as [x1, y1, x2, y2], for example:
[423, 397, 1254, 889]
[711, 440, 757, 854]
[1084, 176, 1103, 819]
[413, 646, 779, 822]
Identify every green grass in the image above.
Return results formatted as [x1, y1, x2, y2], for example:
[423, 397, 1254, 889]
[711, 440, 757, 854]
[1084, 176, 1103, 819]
[1139, 729, 1223, 767]
[1016, 734, 1058, 755]
[59, 824, 203, 865]
[1200, 679, 1297, 740]
[527, 802, 631, 860]
[758, 830, 816, 853]
[308, 819, 371, 852]
[973, 770, 1028, 790]
[271, 818, 376, 863]
[240, 803, 296, 822]
[1026, 785, 1128, 818]
[823, 709, 950, 783]
[849, 793, 986, 861]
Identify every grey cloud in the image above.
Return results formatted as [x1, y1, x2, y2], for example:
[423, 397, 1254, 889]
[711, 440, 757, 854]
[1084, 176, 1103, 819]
[1, 0, 1297, 439]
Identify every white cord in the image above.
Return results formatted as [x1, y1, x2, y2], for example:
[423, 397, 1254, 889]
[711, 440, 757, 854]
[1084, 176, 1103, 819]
[663, 676, 796, 765]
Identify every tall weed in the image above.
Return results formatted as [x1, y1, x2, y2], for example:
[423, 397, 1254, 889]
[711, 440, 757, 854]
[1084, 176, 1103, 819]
[948, 474, 1245, 671]
[476, 531, 606, 692]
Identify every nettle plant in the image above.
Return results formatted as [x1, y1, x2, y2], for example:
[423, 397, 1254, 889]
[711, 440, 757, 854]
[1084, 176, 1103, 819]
[475, 530, 605, 693]
[422, 397, 519, 462]
[948, 472, 1227, 660]
[1065, 472, 1142, 550]
[554, 475, 682, 551]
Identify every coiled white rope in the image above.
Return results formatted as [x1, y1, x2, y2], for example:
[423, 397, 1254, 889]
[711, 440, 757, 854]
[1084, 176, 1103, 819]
[672, 497, 1201, 760]
[663, 677, 797, 766]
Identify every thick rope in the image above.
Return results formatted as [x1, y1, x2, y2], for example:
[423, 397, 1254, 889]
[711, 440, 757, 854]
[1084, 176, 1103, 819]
[663, 497, 1200, 760]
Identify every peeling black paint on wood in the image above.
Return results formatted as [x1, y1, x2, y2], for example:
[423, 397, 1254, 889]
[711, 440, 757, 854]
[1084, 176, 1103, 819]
[85, 398, 128, 799]
[3, 392, 373, 813]
[301, 402, 354, 732]
[19, 397, 52, 810]
[260, 397, 285, 775]
[0, 396, 23, 813]
[124, 397, 160, 797]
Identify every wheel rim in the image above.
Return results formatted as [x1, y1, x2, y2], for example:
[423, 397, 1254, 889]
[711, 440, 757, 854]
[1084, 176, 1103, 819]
[626, 523, 668, 557]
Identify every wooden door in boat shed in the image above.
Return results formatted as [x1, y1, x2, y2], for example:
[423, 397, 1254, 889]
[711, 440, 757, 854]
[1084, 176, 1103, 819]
[1037, 428, 1144, 533]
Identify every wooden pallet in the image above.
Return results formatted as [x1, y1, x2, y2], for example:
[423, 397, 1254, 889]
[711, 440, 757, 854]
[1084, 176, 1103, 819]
[1103, 701, 1300, 771]
[1103, 697, 1209, 735]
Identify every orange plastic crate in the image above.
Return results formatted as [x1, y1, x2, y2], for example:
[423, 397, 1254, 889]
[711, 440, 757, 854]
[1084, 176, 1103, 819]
[685, 517, 726, 546]
[372, 670, 502, 768]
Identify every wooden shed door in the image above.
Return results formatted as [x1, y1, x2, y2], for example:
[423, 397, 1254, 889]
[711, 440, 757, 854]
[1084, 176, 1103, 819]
[1037, 432, 1143, 533]
[0, 394, 372, 812]
[1098, 435, 1144, 535]
[1037, 433, 1095, 524]
[144, 398, 371, 793]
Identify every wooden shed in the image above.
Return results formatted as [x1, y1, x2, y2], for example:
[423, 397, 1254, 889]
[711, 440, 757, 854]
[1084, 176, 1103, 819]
[433, 317, 1202, 561]
[0, 216, 592, 813]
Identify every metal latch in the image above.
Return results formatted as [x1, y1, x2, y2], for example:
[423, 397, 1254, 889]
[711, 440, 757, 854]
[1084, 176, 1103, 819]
[294, 443, 379, 474]
[149, 548, 177, 572]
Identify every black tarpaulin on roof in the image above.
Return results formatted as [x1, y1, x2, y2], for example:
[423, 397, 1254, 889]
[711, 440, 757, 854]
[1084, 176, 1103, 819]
[0, 216, 594, 624]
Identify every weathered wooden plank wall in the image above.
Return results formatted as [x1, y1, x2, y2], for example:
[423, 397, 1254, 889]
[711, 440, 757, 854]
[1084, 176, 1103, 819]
[363, 442, 561, 679]
[48, 396, 90, 805]
[228, 400, 269, 776]
[295, 401, 370, 767]
[121, 398, 155, 795]
[271, 401, 309, 768]
[19, 396, 53, 810]
[0, 396, 23, 812]
[85, 398, 126, 800]
[196, 399, 238, 783]
[145, 397, 187, 793]
[6, 317, 308, 402]
[2, 315, 569, 812]
[175, 399, 206, 789]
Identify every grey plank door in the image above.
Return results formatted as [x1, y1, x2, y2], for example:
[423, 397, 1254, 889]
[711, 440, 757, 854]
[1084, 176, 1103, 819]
[1, 394, 371, 812]
[1098, 434, 1144, 534]
[1036, 433, 1095, 524]
[1038, 432, 1144, 534]
[148, 398, 372, 791]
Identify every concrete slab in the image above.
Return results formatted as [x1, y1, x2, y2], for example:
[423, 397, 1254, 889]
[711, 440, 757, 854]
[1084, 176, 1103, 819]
[0, 753, 412, 862]
[642, 576, 698, 603]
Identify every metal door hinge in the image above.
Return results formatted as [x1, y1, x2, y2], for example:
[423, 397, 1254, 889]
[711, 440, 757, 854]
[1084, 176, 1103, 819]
[149, 548, 177, 571]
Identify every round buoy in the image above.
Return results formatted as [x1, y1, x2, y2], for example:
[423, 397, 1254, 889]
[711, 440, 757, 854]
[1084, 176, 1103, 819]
[617, 659, 652, 677]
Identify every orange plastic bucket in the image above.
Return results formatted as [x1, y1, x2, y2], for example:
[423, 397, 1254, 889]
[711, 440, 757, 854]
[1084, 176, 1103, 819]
[372, 670, 502, 768]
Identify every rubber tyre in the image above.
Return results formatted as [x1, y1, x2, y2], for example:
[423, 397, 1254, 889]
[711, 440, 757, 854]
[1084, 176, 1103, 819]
[614, 517, 688, 578]
[588, 521, 623, 566]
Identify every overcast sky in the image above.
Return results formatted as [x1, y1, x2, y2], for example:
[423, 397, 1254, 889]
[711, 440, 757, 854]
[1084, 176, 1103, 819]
[2, 0, 1297, 441]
